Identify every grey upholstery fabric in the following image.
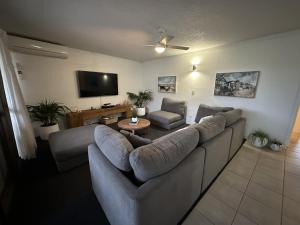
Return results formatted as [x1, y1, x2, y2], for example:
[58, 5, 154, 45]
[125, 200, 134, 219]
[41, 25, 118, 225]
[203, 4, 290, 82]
[201, 128, 232, 191]
[120, 130, 152, 148]
[191, 115, 226, 144]
[88, 108, 246, 225]
[148, 111, 182, 124]
[228, 118, 246, 160]
[217, 109, 242, 127]
[150, 117, 186, 130]
[195, 104, 233, 123]
[89, 143, 205, 225]
[129, 127, 199, 182]
[49, 124, 97, 172]
[161, 98, 186, 116]
[94, 125, 134, 171]
[148, 98, 187, 130]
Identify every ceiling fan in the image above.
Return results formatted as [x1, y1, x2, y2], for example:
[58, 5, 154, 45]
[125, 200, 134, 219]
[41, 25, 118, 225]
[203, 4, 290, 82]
[145, 28, 190, 54]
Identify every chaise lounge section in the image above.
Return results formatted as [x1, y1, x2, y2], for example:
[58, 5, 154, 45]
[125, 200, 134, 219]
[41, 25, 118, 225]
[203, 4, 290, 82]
[148, 98, 186, 129]
[49, 124, 97, 172]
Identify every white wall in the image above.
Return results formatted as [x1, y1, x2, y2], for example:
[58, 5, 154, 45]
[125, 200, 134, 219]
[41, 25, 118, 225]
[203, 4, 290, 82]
[12, 48, 143, 110]
[12, 30, 300, 143]
[142, 30, 300, 144]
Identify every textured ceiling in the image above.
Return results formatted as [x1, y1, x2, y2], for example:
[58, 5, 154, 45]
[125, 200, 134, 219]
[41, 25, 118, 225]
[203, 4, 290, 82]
[1, 0, 300, 61]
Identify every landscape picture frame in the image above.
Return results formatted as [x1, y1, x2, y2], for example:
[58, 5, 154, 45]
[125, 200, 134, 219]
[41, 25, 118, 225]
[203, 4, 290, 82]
[214, 71, 260, 98]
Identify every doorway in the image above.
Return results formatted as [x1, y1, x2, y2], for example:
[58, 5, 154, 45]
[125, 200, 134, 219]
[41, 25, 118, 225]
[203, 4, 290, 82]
[290, 107, 300, 147]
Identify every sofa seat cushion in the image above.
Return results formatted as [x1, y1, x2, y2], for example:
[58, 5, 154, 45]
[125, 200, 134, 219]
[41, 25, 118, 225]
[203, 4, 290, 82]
[195, 104, 234, 123]
[217, 109, 242, 127]
[49, 124, 97, 162]
[161, 98, 186, 116]
[120, 130, 152, 148]
[94, 125, 134, 171]
[148, 111, 182, 125]
[191, 115, 226, 144]
[129, 127, 199, 182]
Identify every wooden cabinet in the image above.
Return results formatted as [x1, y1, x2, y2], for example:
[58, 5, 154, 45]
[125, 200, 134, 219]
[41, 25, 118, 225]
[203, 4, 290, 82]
[66, 105, 132, 128]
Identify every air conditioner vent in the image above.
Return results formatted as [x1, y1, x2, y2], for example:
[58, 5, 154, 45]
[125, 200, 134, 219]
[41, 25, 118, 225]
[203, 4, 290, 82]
[8, 35, 68, 59]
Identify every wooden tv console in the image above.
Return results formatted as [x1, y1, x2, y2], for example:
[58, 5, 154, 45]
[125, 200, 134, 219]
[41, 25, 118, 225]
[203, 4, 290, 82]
[66, 105, 132, 128]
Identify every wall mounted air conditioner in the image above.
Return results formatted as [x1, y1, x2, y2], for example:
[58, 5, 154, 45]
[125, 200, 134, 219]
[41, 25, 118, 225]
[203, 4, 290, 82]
[8, 35, 68, 59]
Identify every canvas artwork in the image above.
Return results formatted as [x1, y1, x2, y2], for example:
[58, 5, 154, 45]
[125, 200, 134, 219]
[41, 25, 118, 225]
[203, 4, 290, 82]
[158, 76, 176, 93]
[214, 71, 260, 98]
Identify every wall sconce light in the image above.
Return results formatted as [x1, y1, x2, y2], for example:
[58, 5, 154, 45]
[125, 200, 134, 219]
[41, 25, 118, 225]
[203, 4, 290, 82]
[192, 64, 198, 72]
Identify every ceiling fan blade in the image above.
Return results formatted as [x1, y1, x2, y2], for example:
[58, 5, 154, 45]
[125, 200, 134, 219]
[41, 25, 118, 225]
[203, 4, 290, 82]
[166, 44, 189, 50]
[160, 35, 174, 45]
[144, 44, 156, 47]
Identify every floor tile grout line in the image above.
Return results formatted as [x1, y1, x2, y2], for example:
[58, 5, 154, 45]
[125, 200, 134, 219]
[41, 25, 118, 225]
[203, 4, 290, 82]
[229, 147, 262, 225]
[193, 208, 216, 225]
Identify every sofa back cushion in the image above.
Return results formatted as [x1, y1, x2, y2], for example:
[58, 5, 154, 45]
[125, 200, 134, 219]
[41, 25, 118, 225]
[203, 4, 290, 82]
[195, 104, 233, 123]
[161, 98, 186, 116]
[191, 115, 226, 144]
[94, 125, 134, 171]
[217, 109, 242, 127]
[120, 130, 152, 148]
[129, 127, 199, 182]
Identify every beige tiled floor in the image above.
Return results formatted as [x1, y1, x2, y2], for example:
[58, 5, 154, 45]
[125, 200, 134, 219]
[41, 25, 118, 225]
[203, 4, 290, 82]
[183, 132, 300, 225]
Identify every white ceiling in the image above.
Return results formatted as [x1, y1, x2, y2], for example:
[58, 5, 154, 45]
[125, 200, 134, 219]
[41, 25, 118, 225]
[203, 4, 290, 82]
[1, 0, 300, 62]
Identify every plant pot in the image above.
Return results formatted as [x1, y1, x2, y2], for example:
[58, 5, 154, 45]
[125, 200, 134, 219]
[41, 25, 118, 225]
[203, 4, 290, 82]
[250, 135, 268, 148]
[39, 124, 59, 140]
[270, 143, 283, 151]
[136, 107, 146, 116]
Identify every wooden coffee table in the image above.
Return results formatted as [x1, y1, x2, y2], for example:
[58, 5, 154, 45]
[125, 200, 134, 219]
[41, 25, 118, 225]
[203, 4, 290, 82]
[118, 118, 150, 134]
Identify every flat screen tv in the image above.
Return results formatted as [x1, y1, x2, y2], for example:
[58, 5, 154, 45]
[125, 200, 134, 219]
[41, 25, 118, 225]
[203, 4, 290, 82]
[77, 71, 118, 97]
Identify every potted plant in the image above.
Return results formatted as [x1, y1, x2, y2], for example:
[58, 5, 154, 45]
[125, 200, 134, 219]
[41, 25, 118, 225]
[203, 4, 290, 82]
[249, 130, 269, 148]
[27, 99, 70, 140]
[127, 90, 153, 116]
[269, 139, 283, 151]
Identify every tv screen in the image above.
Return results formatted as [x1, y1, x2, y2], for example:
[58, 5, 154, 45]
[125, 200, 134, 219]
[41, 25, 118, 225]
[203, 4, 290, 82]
[77, 71, 118, 97]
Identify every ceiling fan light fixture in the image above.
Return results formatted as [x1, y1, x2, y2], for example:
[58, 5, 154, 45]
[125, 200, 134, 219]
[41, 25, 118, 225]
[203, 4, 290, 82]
[155, 45, 166, 54]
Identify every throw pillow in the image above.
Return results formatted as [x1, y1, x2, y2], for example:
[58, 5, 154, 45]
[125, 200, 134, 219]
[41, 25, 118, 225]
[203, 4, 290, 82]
[94, 125, 134, 171]
[194, 104, 234, 123]
[199, 115, 214, 124]
[120, 130, 152, 148]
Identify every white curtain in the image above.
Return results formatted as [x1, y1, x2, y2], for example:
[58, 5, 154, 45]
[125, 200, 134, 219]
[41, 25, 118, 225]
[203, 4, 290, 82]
[0, 29, 37, 159]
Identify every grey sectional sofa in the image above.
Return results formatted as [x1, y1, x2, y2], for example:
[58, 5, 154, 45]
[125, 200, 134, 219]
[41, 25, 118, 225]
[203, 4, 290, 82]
[148, 98, 186, 129]
[89, 107, 245, 225]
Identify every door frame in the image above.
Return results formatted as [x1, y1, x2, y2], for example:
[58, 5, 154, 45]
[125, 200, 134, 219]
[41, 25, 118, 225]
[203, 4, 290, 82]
[286, 82, 300, 143]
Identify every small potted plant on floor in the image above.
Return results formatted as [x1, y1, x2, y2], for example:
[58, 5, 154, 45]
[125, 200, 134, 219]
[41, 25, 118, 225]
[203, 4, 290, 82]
[249, 130, 269, 148]
[27, 99, 70, 140]
[127, 90, 153, 116]
[269, 139, 284, 151]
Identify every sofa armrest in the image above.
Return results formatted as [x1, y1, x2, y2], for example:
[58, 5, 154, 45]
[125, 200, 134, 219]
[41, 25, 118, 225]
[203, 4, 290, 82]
[88, 144, 138, 225]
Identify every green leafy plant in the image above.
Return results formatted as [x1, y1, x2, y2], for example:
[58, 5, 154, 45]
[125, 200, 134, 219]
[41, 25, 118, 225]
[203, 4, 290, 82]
[252, 130, 269, 144]
[127, 90, 153, 108]
[27, 99, 70, 127]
